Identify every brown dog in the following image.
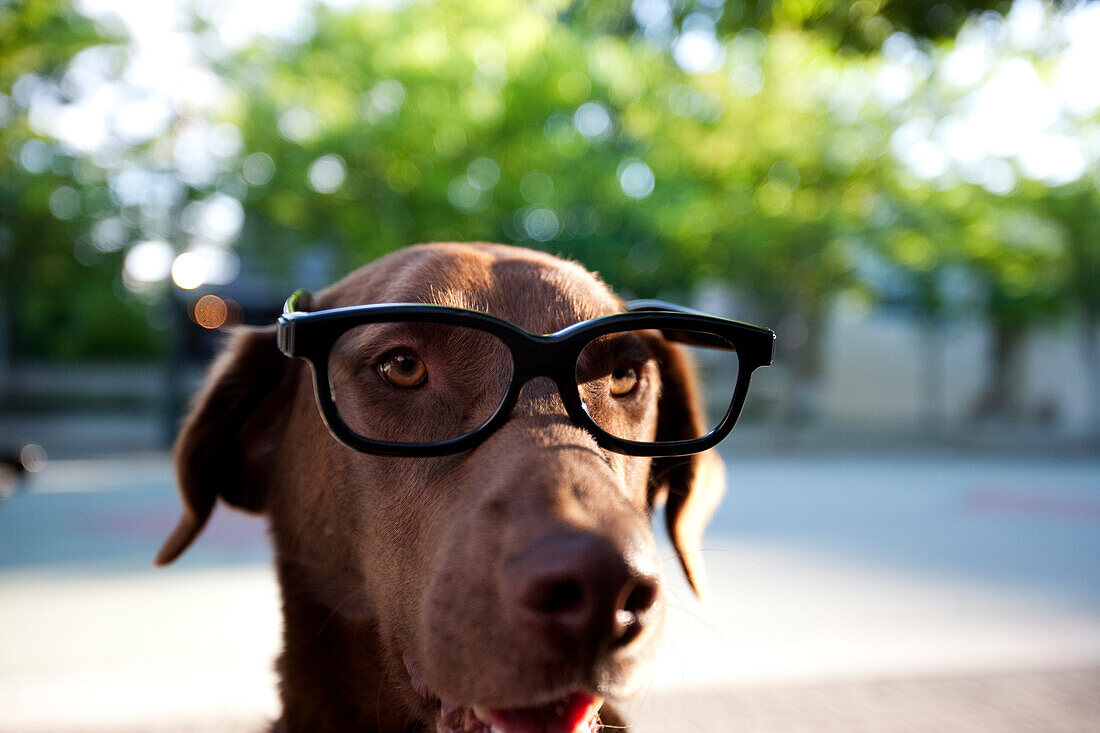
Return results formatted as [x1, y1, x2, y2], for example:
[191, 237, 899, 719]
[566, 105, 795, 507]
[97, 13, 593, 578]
[156, 243, 724, 733]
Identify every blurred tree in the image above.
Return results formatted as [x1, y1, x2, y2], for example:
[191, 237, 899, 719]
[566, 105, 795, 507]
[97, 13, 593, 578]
[629, 30, 896, 423]
[868, 2, 1100, 428]
[954, 185, 1066, 421]
[4, 0, 1096, 438]
[218, 2, 895, 426]
[563, 0, 1013, 51]
[0, 0, 108, 90]
[1008, 182, 1100, 429]
[221, 0, 688, 289]
[0, 0, 159, 360]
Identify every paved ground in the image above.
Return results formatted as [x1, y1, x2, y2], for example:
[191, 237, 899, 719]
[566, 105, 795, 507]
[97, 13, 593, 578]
[1, 448, 1098, 731]
[11, 667, 1098, 733]
[630, 667, 1100, 732]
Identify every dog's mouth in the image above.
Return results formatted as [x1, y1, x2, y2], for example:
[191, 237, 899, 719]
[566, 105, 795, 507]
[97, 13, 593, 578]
[437, 692, 604, 733]
[404, 647, 605, 732]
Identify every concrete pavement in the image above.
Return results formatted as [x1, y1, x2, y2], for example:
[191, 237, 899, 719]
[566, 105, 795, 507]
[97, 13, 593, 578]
[628, 667, 1100, 732]
[1, 448, 1098, 731]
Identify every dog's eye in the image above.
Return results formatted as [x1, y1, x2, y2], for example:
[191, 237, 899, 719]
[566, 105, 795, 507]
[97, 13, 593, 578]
[609, 366, 638, 397]
[379, 350, 427, 388]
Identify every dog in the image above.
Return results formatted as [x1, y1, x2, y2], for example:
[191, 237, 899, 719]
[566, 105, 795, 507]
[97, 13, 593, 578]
[156, 243, 729, 733]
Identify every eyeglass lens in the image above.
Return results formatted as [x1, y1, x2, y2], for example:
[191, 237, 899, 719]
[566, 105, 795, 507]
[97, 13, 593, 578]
[575, 329, 739, 443]
[328, 322, 513, 443]
[326, 321, 739, 445]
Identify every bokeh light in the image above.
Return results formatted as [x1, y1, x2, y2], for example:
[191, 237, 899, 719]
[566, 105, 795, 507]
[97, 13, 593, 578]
[574, 102, 611, 141]
[467, 158, 499, 190]
[617, 158, 655, 199]
[123, 239, 174, 285]
[674, 27, 725, 74]
[19, 444, 48, 473]
[307, 154, 347, 194]
[193, 294, 229, 329]
[519, 171, 554, 204]
[171, 252, 208, 290]
[241, 152, 275, 185]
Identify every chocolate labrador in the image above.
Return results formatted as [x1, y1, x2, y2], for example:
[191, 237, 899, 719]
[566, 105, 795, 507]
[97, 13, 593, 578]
[156, 243, 774, 733]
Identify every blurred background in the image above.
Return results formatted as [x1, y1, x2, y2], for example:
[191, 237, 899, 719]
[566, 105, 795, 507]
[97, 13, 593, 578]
[1, 0, 1098, 730]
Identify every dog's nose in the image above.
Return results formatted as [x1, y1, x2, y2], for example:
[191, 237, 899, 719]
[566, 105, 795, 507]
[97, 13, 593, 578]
[510, 530, 660, 653]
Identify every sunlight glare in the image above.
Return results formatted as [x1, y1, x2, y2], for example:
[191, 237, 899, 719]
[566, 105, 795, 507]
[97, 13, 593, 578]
[124, 239, 174, 285]
[171, 252, 209, 290]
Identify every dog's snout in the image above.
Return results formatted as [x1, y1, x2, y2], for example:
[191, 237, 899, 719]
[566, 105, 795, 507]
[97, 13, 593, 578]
[510, 530, 660, 654]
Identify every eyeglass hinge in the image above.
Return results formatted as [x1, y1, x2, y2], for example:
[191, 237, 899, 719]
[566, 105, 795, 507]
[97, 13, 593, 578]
[276, 318, 295, 356]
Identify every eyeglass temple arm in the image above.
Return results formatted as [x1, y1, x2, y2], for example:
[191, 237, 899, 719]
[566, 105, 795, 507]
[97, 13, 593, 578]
[626, 299, 710, 317]
[625, 299, 739, 351]
[626, 299, 776, 366]
[277, 290, 314, 357]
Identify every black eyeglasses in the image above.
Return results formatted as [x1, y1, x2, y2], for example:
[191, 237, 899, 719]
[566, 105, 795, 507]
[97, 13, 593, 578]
[277, 290, 775, 457]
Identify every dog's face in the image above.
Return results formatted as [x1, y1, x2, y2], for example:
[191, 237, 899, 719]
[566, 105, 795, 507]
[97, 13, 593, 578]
[157, 243, 723, 733]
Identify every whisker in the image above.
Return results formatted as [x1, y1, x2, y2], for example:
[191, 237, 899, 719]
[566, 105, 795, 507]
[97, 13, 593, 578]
[658, 545, 745, 565]
[657, 572, 737, 650]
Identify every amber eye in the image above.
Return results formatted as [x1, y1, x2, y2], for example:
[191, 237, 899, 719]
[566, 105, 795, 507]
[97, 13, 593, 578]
[379, 351, 427, 388]
[609, 366, 638, 396]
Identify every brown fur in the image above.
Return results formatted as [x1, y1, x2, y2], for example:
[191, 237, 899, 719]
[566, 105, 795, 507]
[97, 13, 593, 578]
[157, 243, 723, 732]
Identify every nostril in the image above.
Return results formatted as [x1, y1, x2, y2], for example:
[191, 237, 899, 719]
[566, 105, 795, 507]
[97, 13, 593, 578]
[610, 577, 659, 648]
[510, 530, 660, 652]
[529, 579, 584, 615]
[623, 578, 658, 616]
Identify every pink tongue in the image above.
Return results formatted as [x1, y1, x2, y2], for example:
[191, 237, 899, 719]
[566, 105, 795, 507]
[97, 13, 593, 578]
[485, 692, 599, 733]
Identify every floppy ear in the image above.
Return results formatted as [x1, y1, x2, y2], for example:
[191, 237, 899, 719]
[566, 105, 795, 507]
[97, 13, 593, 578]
[648, 341, 726, 599]
[155, 326, 291, 566]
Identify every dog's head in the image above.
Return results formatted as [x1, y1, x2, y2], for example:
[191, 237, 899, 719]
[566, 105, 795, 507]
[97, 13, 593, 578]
[157, 243, 724, 732]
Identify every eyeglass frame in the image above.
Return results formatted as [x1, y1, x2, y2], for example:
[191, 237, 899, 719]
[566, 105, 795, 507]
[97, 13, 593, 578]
[276, 290, 775, 458]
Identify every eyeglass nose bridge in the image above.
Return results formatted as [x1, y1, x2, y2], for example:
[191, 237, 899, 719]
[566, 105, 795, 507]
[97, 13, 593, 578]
[497, 339, 596, 431]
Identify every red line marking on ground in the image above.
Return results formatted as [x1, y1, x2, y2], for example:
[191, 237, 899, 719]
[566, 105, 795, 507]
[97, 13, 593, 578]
[966, 487, 1100, 522]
